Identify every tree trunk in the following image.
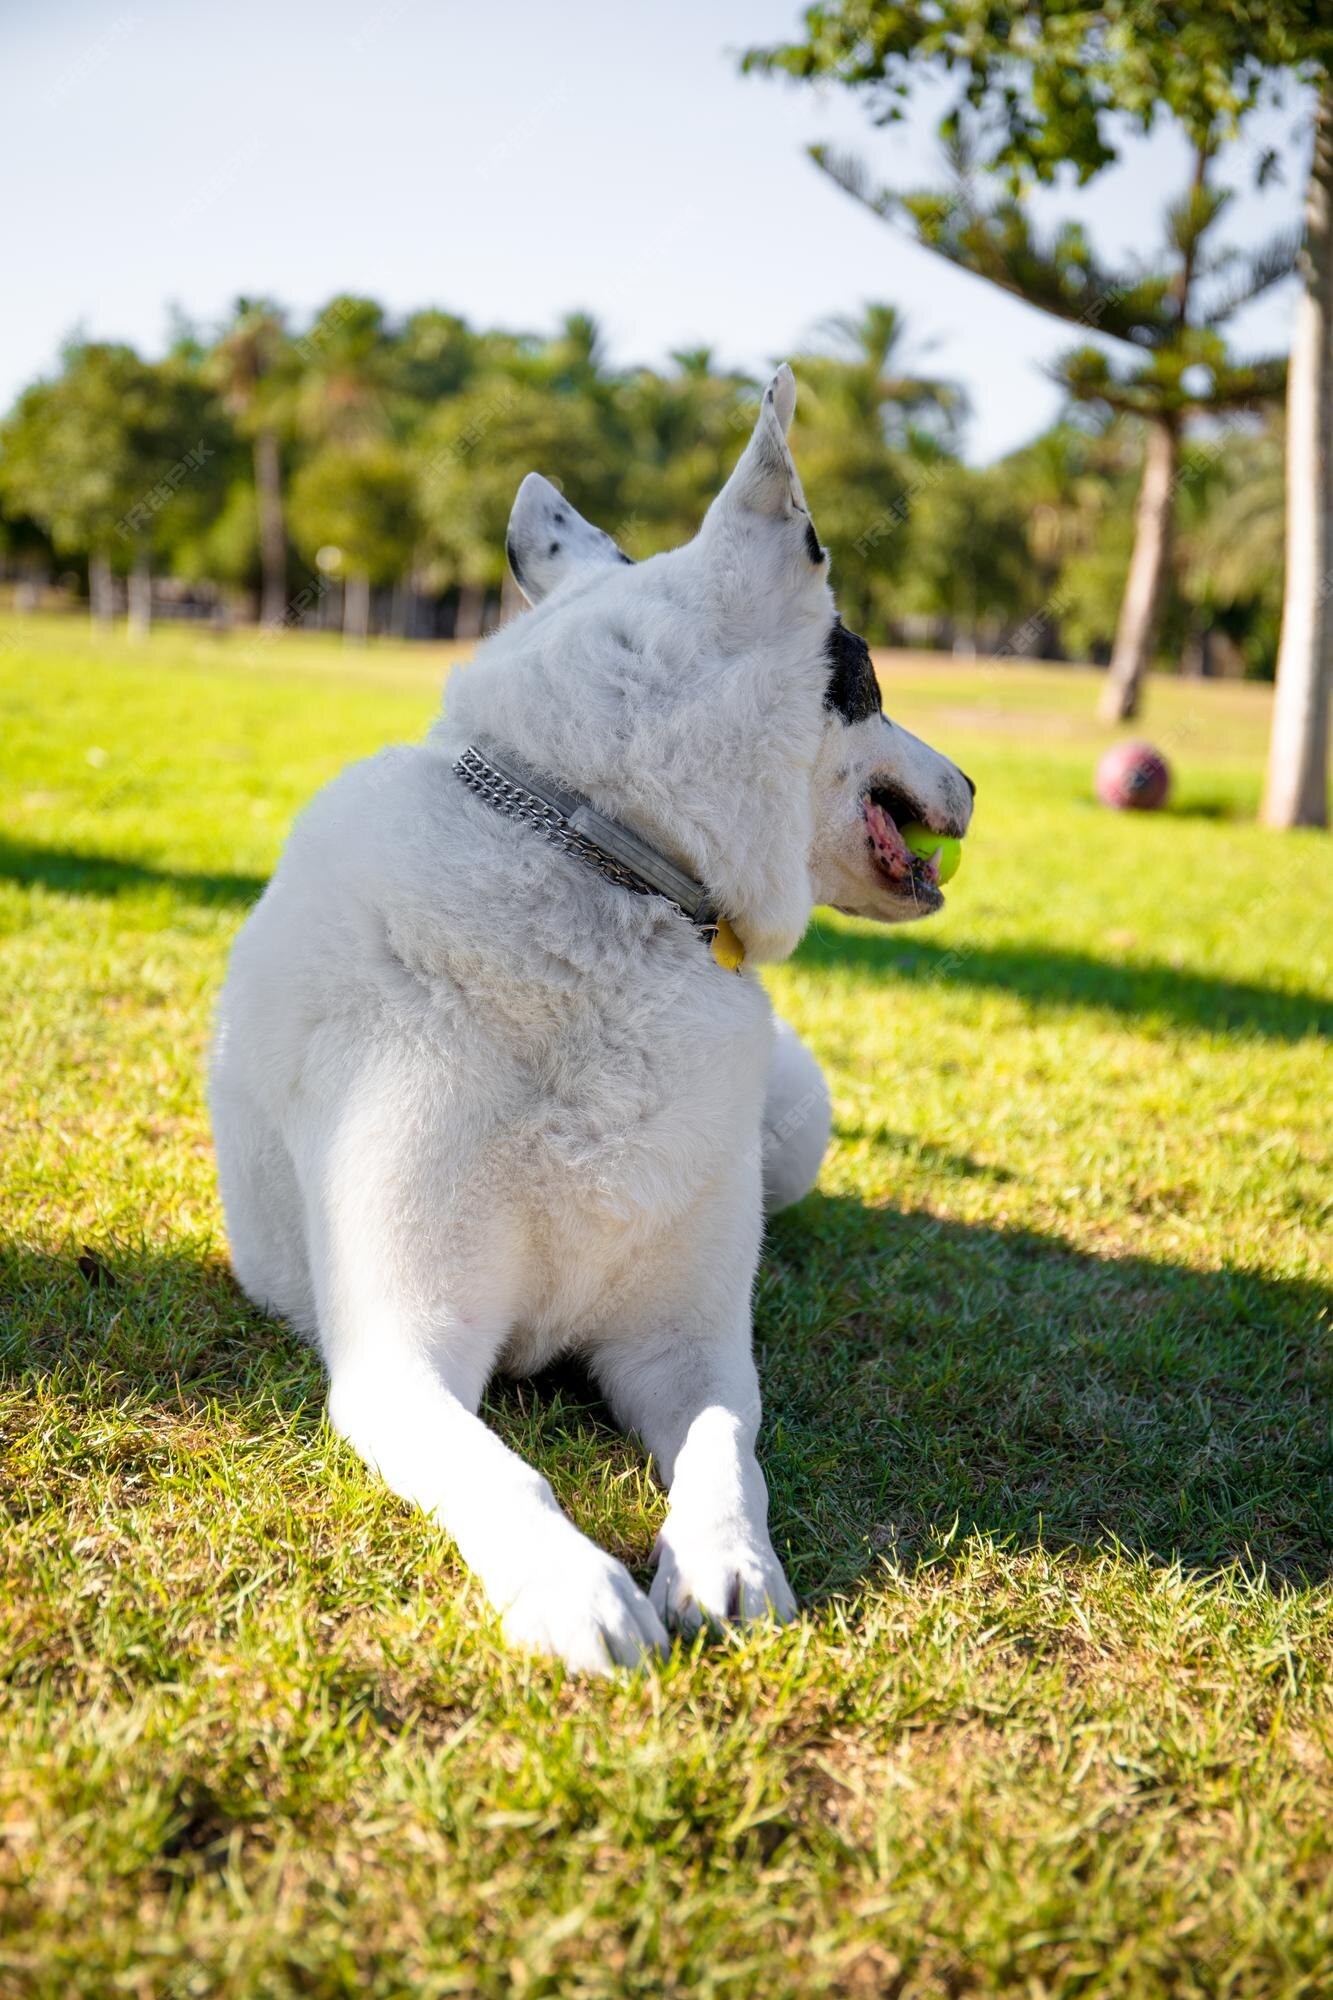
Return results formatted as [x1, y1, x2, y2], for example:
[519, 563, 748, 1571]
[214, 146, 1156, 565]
[1263, 79, 1333, 830]
[454, 581, 486, 641]
[254, 426, 288, 630]
[1099, 416, 1179, 724]
[343, 572, 370, 644]
[89, 552, 114, 627]
[127, 553, 152, 640]
[1182, 622, 1212, 678]
[405, 559, 432, 640]
[15, 560, 46, 613]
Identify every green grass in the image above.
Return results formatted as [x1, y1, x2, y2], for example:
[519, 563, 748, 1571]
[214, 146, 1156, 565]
[1, 613, 1330, 1998]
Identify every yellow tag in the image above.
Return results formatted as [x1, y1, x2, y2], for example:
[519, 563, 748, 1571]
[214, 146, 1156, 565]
[710, 918, 745, 972]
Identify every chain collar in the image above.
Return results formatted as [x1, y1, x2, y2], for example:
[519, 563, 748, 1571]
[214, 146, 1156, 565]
[452, 742, 744, 969]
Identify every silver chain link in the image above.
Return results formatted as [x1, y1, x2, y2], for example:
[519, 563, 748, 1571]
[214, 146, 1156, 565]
[454, 746, 715, 930]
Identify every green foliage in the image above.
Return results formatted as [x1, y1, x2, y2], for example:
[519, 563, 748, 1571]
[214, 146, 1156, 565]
[808, 139, 1292, 430]
[893, 460, 1033, 636]
[205, 297, 291, 437]
[1177, 416, 1286, 671]
[415, 368, 622, 590]
[289, 294, 397, 447]
[743, 2, 1317, 681]
[745, 2, 1329, 188]
[0, 342, 232, 566]
[790, 304, 962, 630]
[615, 355, 758, 556]
[0, 290, 1296, 671]
[289, 441, 418, 585]
[1, 619, 1330, 1993]
[168, 475, 260, 589]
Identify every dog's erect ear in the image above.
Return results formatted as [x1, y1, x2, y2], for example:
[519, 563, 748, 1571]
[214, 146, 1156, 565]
[505, 473, 630, 607]
[708, 364, 812, 524]
[699, 365, 826, 576]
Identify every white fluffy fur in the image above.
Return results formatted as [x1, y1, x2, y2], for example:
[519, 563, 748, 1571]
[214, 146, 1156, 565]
[210, 367, 973, 1672]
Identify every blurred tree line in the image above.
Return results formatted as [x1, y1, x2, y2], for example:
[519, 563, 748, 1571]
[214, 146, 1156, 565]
[0, 294, 1288, 681]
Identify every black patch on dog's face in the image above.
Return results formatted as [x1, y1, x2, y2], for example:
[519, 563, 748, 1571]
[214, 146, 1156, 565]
[823, 620, 881, 725]
[802, 518, 823, 566]
[548, 541, 560, 557]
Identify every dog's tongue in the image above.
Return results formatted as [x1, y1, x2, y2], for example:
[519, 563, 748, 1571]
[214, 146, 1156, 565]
[863, 797, 943, 887]
[863, 797, 912, 882]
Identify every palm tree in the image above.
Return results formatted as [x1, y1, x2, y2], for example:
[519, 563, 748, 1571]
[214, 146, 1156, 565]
[790, 303, 964, 635]
[618, 350, 754, 554]
[539, 310, 615, 399]
[1007, 423, 1111, 589]
[806, 303, 964, 449]
[287, 297, 410, 638]
[208, 299, 291, 628]
[291, 296, 395, 449]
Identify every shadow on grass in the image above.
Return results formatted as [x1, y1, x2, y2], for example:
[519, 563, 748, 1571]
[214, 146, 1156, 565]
[796, 924, 1333, 1044]
[759, 1194, 1332, 1597]
[3, 1210, 1329, 1603]
[0, 836, 265, 908]
[1164, 796, 1245, 822]
[4, 833, 1324, 1044]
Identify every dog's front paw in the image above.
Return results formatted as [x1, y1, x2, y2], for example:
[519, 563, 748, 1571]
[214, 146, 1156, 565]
[498, 1537, 669, 1675]
[650, 1516, 797, 1637]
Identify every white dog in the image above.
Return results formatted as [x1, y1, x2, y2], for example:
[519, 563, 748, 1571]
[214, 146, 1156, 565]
[210, 367, 973, 1672]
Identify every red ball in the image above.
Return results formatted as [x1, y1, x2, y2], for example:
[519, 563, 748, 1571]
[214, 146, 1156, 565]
[1096, 740, 1171, 811]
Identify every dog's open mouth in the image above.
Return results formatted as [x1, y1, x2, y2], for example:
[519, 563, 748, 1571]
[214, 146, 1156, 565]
[861, 785, 944, 905]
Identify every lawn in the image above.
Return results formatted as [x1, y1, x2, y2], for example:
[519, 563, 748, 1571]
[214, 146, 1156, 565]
[1, 613, 1330, 1999]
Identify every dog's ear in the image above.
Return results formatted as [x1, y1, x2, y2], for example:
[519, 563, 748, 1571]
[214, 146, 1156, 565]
[700, 364, 826, 572]
[505, 474, 630, 606]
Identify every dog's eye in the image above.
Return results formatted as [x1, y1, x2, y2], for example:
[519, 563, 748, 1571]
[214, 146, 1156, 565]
[823, 621, 881, 726]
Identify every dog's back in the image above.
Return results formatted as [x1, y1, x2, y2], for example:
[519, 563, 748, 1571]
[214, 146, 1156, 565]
[212, 736, 771, 1353]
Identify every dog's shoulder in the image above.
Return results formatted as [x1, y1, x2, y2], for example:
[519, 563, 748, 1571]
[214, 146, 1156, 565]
[287, 743, 435, 849]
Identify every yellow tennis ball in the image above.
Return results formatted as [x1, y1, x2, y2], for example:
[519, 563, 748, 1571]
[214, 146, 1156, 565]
[901, 823, 962, 884]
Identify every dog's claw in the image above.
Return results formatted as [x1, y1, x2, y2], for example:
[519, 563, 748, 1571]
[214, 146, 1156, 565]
[650, 1521, 797, 1636]
[499, 1541, 669, 1674]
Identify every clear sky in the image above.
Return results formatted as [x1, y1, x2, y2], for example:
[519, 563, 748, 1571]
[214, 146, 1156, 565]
[5, 0, 1313, 463]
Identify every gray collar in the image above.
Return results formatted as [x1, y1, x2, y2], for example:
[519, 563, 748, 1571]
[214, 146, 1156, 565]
[453, 742, 721, 941]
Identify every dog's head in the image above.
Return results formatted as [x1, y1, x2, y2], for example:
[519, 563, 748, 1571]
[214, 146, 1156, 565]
[443, 364, 974, 962]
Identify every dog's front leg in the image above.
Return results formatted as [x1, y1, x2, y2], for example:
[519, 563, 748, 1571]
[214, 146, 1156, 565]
[302, 1090, 668, 1675]
[325, 1343, 669, 1672]
[594, 1313, 797, 1635]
